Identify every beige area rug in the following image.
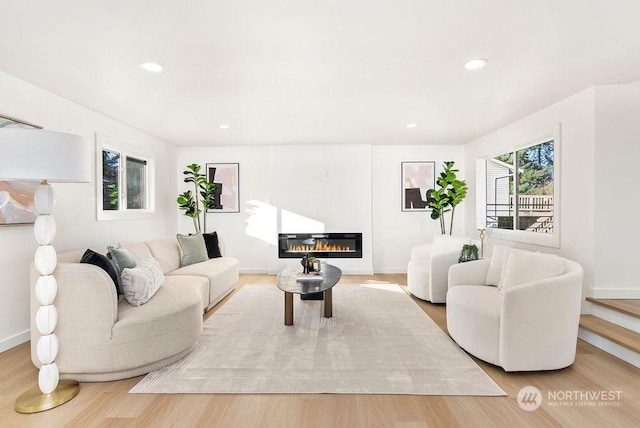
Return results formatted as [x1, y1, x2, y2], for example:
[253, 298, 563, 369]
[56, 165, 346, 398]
[130, 283, 505, 395]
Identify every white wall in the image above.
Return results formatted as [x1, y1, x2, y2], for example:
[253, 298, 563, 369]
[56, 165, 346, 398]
[0, 72, 177, 352]
[372, 145, 465, 273]
[178, 144, 467, 275]
[177, 145, 375, 274]
[463, 88, 597, 306]
[593, 81, 640, 298]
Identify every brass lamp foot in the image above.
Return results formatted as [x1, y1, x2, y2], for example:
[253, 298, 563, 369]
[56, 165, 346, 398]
[15, 379, 80, 414]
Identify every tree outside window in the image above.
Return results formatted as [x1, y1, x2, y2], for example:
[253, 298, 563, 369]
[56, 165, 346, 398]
[486, 140, 554, 234]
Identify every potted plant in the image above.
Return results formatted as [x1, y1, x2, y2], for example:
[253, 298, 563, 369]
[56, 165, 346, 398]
[427, 161, 468, 235]
[177, 163, 217, 233]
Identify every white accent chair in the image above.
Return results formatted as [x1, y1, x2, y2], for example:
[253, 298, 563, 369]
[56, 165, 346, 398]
[446, 246, 584, 371]
[407, 235, 471, 303]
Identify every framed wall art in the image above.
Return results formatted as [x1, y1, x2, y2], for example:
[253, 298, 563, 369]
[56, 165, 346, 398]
[0, 114, 42, 225]
[401, 161, 435, 212]
[205, 163, 240, 213]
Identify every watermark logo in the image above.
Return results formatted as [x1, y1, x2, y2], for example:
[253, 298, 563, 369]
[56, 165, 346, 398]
[517, 386, 623, 411]
[517, 386, 542, 411]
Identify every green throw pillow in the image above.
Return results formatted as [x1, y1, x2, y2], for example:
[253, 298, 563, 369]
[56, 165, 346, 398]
[177, 233, 208, 267]
[458, 244, 479, 263]
[107, 244, 137, 275]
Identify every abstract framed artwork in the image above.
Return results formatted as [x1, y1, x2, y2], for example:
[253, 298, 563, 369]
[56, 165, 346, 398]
[205, 163, 240, 213]
[401, 161, 435, 212]
[0, 114, 42, 225]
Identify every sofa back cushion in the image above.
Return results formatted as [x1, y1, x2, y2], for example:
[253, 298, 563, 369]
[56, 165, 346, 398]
[145, 238, 182, 274]
[121, 242, 152, 264]
[500, 248, 566, 290]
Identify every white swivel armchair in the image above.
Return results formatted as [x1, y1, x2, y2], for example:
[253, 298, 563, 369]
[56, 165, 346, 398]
[407, 235, 471, 303]
[446, 246, 584, 371]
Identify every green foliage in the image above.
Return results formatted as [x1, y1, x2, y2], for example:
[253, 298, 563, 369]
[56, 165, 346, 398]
[458, 244, 479, 263]
[427, 161, 468, 235]
[177, 164, 217, 233]
[495, 141, 554, 196]
[106, 183, 118, 209]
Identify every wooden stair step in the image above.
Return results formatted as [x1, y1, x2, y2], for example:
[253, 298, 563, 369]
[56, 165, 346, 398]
[586, 297, 640, 320]
[580, 314, 640, 354]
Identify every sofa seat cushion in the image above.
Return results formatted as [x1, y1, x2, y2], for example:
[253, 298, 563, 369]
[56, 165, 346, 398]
[163, 275, 210, 312]
[168, 257, 240, 309]
[110, 281, 203, 372]
[447, 285, 502, 366]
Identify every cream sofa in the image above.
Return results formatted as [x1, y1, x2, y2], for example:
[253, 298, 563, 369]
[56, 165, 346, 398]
[30, 237, 239, 382]
[446, 246, 583, 371]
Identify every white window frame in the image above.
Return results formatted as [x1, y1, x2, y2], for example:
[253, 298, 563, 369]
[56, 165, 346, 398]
[96, 133, 156, 221]
[476, 124, 561, 248]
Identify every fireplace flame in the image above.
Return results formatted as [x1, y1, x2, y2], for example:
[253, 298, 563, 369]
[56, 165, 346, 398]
[288, 240, 353, 253]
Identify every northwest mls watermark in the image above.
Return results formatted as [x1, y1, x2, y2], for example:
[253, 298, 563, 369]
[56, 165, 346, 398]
[517, 386, 623, 411]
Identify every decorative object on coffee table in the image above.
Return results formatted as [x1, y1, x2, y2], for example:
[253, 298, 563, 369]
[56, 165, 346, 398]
[276, 263, 342, 325]
[0, 125, 90, 413]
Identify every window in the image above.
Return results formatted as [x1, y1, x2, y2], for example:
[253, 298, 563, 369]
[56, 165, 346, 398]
[480, 126, 560, 247]
[96, 134, 155, 220]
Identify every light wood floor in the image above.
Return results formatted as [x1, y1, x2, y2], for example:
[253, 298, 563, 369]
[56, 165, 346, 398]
[2, 274, 639, 427]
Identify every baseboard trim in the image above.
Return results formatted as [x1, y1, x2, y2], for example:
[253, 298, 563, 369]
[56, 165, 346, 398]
[0, 329, 30, 353]
[589, 288, 640, 299]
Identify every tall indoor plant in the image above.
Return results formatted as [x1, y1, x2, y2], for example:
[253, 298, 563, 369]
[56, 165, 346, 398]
[427, 161, 468, 235]
[177, 163, 217, 233]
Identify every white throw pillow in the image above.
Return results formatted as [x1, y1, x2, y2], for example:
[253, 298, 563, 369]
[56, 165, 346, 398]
[431, 235, 470, 256]
[486, 245, 507, 286]
[496, 246, 514, 289]
[121, 256, 165, 306]
[500, 249, 566, 291]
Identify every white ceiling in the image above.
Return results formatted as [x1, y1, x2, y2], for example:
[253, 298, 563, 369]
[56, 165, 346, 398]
[1, 1, 639, 147]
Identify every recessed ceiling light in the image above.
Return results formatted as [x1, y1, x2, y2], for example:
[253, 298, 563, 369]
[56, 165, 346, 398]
[219, 124, 230, 130]
[406, 123, 418, 128]
[140, 62, 163, 73]
[464, 58, 488, 70]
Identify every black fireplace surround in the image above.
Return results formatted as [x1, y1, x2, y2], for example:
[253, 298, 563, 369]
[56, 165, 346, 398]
[278, 233, 363, 259]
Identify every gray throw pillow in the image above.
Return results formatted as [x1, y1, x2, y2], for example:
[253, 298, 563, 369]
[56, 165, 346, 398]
[107, 244, 137, 275]
[177, 233, 208, 267]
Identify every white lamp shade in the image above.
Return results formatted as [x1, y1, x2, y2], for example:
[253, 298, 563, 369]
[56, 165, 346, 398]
[36, 305, 58, 335]
[38, 363, 59, 394]
[37, 334, 59, 364]
[34, 215, 57, 245]
[0, 128, 90, 182]
[35, 275, 58, 305]
[34, 245, 57, 275]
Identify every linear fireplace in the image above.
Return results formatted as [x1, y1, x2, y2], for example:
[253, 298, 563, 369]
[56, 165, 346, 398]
[278, 233, 363, 259]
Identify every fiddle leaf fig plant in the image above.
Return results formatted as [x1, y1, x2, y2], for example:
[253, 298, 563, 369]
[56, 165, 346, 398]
[427, 161, 468, 235]
[177, 163, 216, 234]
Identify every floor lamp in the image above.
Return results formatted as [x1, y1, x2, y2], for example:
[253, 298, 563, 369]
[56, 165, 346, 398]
[0, 127, 90, 413]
